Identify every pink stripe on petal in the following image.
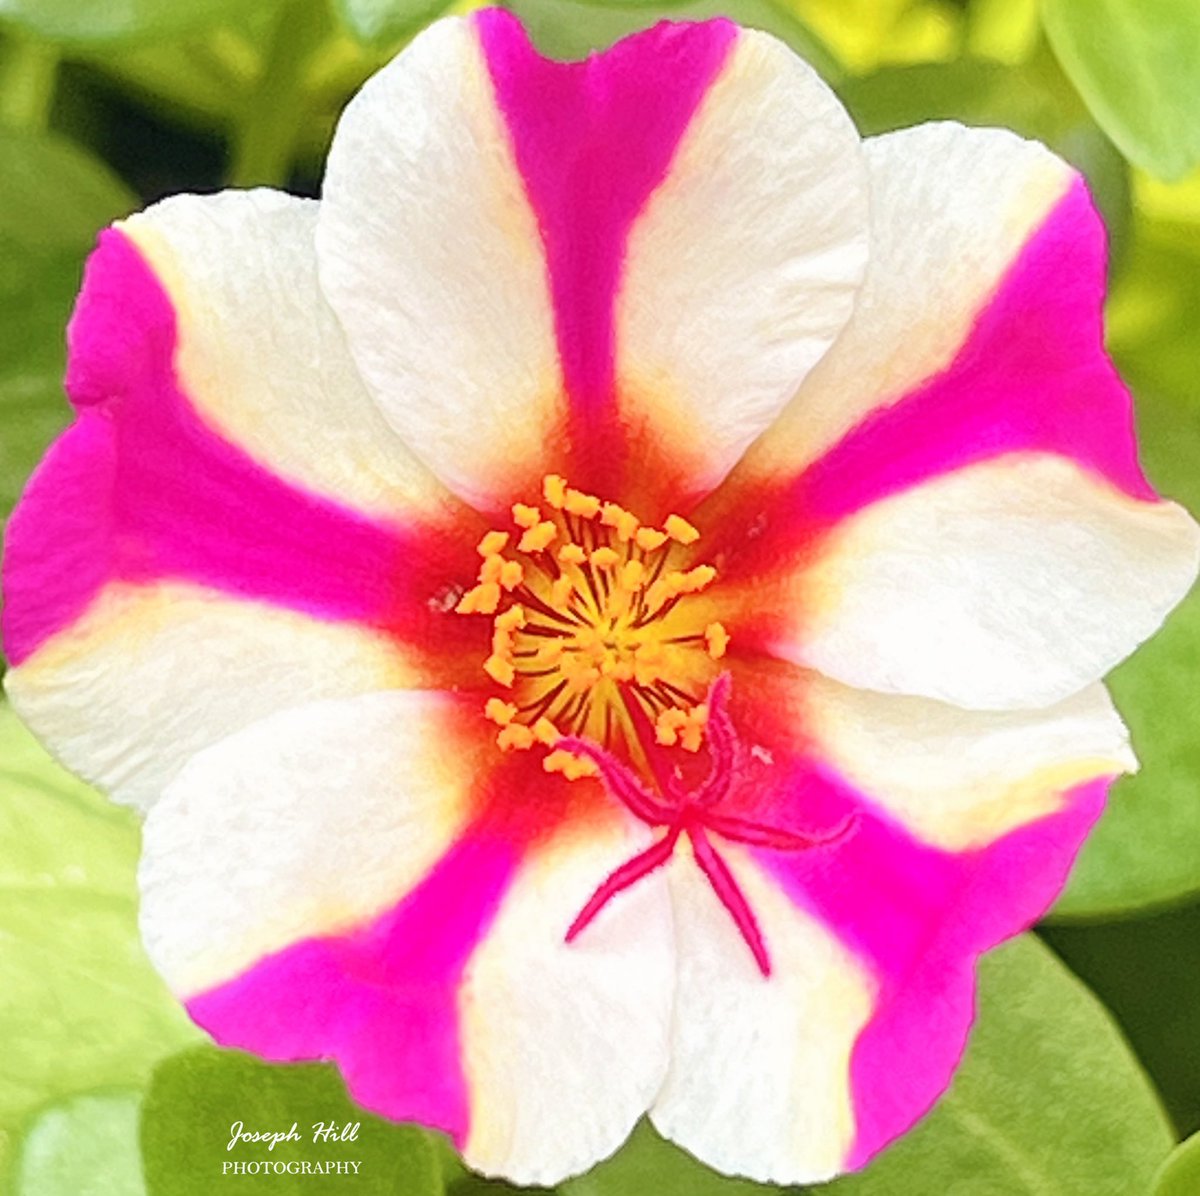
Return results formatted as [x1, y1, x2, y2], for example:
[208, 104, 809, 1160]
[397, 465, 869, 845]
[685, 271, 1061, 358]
[798, 178, 1153, 524]
[2, 229, 473, 665]
[186, 823, 520, 1145]
[2, 416, 116, 664]
[475, 10, 735, 484]
[705, 178, 1156, 590]
[751, 767, 1108, 1168]
[843, 780, 1107, 1167]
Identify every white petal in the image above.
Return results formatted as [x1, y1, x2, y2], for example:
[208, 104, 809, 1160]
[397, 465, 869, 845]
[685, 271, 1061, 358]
[616, 27, 868, 497]
[651, 849, 874, 1184]
[748, 122, 1074, 479]
[460, 822, 674, 1185]
[121, 189, 447, 520]
[139, 690, 477, 997]
[803, 673, 1135, 851]
[315, 17, 559, 509]
[5, 584, 416, 812]
[790, 453, 1199, 709]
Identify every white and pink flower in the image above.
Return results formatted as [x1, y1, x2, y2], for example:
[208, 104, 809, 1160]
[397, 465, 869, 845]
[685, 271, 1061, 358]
[4, 10, 1198, 1187]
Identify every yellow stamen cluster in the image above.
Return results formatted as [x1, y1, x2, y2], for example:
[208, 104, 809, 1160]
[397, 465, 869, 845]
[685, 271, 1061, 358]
[455, 475, 730, 775]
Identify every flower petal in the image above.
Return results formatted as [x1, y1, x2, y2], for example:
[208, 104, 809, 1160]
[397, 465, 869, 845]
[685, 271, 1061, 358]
[317, 13, 867, 511]
[5, 584, 417, 812]
[483, 11, 868, 504]
[651, 849, 874, 1182]
[649, 663, 1119, 1181]
[315, 15, 563, 511]
[742, 123, 1102, 484]
[728, 453, 1199, 710]
[145, 692, 673, 1186]
[2, 209, 482, 808]
[703, 126, 1199, 708]
[801, 670, 1135, 850]
[120, 189, 447, 520]
[457, 814, 674, 1184]
[618, 30, 866, 501]
[140, 691, 480, 997]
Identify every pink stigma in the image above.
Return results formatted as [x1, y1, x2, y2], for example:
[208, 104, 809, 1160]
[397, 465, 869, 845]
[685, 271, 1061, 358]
[560, 673, 854, 976]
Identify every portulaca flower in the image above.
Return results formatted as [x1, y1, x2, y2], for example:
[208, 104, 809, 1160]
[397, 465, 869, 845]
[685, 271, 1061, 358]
[4, 9, 1198, 1187]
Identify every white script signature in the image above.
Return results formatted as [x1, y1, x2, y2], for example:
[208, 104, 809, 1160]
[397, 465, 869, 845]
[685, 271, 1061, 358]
[227, 1121, 361, 1151]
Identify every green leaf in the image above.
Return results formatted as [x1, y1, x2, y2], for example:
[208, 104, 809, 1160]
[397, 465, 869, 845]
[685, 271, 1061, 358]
[554, 937, 1171, 1196]
[228, 0, 331, 187]
[1107, 212, 1200, 402]
[0, 706, 199, 1191]
[1154, 1130, 1200, 1196]
[0, 0, 253, 47]
[1042, 0, 1200, 182]
[0, 36, 58, 131]
[71, 6, 289, 134]
[333, 0, 456, 47]
[1043, 902, 1200, 1141]
[0, 128, 132, 251]
[447, 1172, 552, 1196]
[0, 130, 133, 527]
[837, 58, 1132, 267]
[504, 0, 840, 80]
[15, 1090, 146, 1196]
[140, 1046, 445, 1195]
[563, 1121, 765, 1196]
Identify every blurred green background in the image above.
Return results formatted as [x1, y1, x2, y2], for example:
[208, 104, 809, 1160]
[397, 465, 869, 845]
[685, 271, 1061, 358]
[1, 0, 1199, 1193]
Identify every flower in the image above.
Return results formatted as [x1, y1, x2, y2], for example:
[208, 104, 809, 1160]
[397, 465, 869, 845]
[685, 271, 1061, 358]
[3, 8, 1198, 1187]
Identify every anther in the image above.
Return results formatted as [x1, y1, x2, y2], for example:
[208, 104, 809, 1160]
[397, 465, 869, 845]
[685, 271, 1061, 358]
[550, 576, 574, 607]
[485, 698, 517, 725]
[682, 564, 716, 592]
[543, 474, 568, 508]
[497, 723, 536, 751]
[496, 605, 526, 631]
[512, 503, 541, 528]
[484, 654, 516, 687]
[518, 521, 557, 553]
[619, 560, 645, 591]
[680, 703, 709, 753]
[601, 502, 640, 542]
[532, 717, 559, 745]
[456, 581, 501, 615]
[477, 530, 509, 556]
[705, 622, 730, 659]
[655, 708, 688, 746]
[564, 488, 602, 519]
[635, 527, 668, 553]
[544, 748, 599, 780]
[665, 514, 700, 545]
